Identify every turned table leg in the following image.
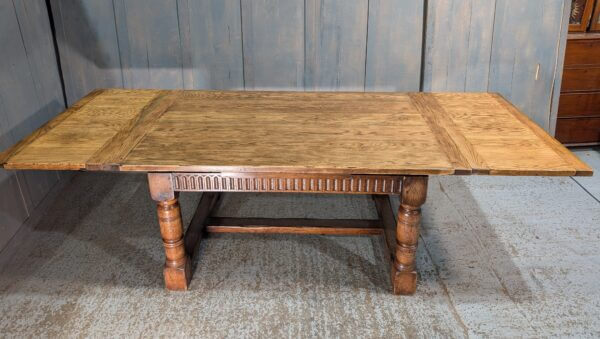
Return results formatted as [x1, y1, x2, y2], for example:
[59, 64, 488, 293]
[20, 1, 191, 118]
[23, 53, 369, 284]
[392, 176, 428, 295]
[148, 173, 191, 291]
[156, 198, 191, 290]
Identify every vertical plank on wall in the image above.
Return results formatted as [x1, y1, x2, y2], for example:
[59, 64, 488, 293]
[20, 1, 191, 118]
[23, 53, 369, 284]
[0, 0, 64, 251]
[0, 0, 60, 211]
[178, 0, 244, 90]
[12, 0, 65, 208]
[0, 1, 33, 240]
[0, 99, 29, 254]
[423, 0, 496, 92]
[464, 0, 497, 91]
[549, 0, 571, 136]
[304, 0, 368, 91]
[50, 0, 123, 105]
[12, 1, 65, 125]
[114, 0, 183, 89]
[365, 0, 424, 91]
[0, 168, 29, 252]
[489, 0, 566, 130]
[241, 0, 304, 90]
[0, 1, 55, 143]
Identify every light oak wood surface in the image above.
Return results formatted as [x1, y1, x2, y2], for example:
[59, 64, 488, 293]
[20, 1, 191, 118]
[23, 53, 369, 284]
[0, 89, 592, 176]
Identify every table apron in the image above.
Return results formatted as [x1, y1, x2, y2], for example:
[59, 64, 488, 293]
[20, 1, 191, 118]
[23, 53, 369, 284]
[170, 172, 404, 195]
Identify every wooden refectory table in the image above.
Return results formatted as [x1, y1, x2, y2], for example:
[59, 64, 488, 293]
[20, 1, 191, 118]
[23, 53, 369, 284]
[0, 89, 592, 295]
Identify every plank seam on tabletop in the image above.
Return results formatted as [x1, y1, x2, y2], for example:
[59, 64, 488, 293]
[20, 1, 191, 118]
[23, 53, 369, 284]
[491, 93, 593, 176]
[424, 93, 489, 172]
[86, 90, 181, 170]
[408, 92, 482, 174]
[0, 89, 105, 168]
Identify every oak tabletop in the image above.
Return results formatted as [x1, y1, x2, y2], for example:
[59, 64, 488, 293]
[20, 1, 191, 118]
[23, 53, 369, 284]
[0, 89, 592, 176]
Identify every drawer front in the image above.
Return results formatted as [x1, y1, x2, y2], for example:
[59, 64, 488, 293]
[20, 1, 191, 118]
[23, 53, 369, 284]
[555, 118, 600, 144]
[564, 39, 600, 66]
[561, 67, 600, 92]
[558, 92, 600, 117]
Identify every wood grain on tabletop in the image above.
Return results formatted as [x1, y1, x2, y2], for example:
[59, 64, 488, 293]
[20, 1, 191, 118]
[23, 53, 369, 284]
[0, 89, 592, 176]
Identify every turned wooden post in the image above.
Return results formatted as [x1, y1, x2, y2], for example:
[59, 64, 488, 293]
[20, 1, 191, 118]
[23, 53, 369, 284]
[392, 176, 428, 295]
[148, 173, 191, 291]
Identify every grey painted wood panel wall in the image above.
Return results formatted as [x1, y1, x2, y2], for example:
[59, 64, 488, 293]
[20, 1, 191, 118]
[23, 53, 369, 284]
[179, 0, 244, 89]
[366, 0, 424, 91]
[0, 0, 65, 251]
[424, 0, 571, 132]
[50, 0, 425, 101]
[304, 0, 368, 91]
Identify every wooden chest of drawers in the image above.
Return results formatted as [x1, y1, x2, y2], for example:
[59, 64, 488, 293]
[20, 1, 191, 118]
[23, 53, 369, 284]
[556, 33, 600, 145]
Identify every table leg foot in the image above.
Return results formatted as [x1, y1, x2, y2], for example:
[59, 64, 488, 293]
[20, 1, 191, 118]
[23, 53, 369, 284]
[163, 257, 191, 291]
[391, 176, 428, 295]
[391, 266, 417, 295]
